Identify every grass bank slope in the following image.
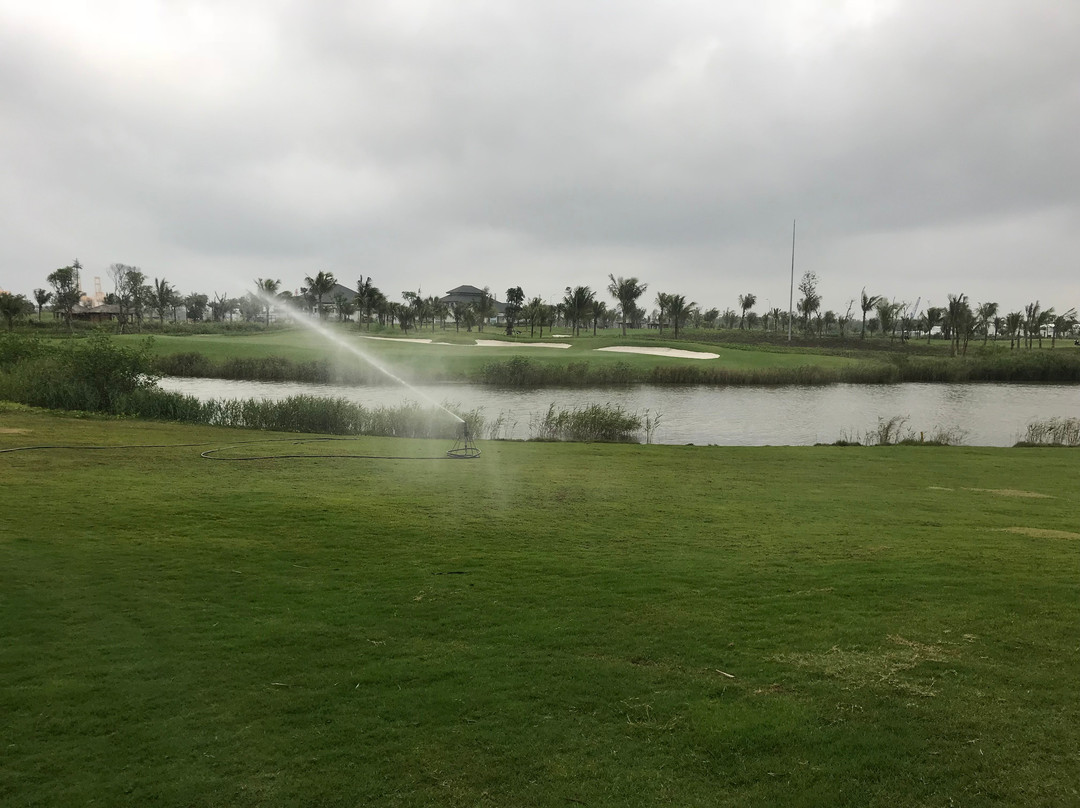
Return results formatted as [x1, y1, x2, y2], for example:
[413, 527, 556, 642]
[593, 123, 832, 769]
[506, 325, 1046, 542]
[2, 409, 1078, 806]
[120, 327, 861, 385]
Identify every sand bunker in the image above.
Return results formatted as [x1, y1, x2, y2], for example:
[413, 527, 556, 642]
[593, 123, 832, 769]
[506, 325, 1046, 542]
[963, 487, 1052, 499]
[595, 346, 719, 359]
[475, 340, 571, 349]
[998, 527, 1080, 540]
[360, 336, 433, 343]
[359, 335, 571, 348]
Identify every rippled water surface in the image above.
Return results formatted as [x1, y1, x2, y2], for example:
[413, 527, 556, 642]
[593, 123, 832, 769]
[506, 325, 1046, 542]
[157, 377, 1080, 446]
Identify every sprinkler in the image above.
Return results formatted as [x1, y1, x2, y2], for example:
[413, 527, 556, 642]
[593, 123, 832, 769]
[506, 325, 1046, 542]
[446, 421, 481, 459]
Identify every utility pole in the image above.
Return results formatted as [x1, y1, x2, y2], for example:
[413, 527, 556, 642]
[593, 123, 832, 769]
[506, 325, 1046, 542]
[787, 219, 795, 342]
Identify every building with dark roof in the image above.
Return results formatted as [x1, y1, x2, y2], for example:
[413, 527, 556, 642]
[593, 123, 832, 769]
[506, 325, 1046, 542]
[438, 285, 506, 315]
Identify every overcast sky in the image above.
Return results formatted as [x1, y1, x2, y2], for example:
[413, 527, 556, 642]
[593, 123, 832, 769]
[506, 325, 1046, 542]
[2, 0, 1077, 317]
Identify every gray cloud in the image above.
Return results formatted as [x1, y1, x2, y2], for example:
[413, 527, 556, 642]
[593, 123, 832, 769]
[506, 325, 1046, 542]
[2, 0, 1077, 314]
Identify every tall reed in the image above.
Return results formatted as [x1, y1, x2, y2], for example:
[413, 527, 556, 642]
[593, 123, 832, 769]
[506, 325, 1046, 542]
[529, 403, 642, 442]
[1019, 417, 1080, 446]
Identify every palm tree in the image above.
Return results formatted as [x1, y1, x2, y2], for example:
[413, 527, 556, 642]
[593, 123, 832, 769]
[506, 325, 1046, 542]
[150, 277, 176, 323]
[1022, 301, 1039, 348]
[976, 301, 999, 345]
[875, 299, 896, 340]
[474, 288, 496, 332]
[655, 292, 672, 335]
[922, 306, 943, 344]
[504, 287, 524, 335]
[768, 307, 783, 333]
[564, 286, 595, 336]
[590, 300, 607, 336]
[303, 271, 337, 318]
[451, 301, 469, 332]
[607, 275, 647, 337]
[32, 288, 52, 320]
[666, 294, 695, 338]
[254, 278, 281, 325]
[1051, 309, 1078, 348]
[1004, 311, 1023, 349]
[860, 288, 881, 339]
[401, 290, 424, 331]
[1021, 302, 1055, 348]
[523, 297, 545, 337]
[738, 293, 756, 330]
[992, 316, 1004, 342]
[432, 298, 450, 330]
[1035, 305, 1055, 348]
[354, 276, 374, 330]
[371, 290, 390, 327]
[945, 293, 974, 356]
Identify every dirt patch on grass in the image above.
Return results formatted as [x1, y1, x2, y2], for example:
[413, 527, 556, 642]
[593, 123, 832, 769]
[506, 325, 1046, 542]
[998, 527, 1080, 540]
[0, 428, 28, 434]
[777, 634, 952, 697]
[963, 487, 1052, 498]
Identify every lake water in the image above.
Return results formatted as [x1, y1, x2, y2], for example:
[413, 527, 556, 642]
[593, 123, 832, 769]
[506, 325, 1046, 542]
[156, 377, 1080, 446]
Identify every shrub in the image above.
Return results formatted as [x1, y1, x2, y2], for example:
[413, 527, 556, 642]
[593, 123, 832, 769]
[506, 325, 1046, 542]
[0, 331, 158, 413]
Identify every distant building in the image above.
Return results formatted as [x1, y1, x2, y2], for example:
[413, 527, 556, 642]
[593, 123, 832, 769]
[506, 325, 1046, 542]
[69, 303, 122, 323]
[439, 285, 506, 317]
[296, 282, 357, 318]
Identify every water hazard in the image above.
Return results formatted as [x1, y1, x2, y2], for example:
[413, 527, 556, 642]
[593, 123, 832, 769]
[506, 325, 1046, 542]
[156, 377, 1080, 446]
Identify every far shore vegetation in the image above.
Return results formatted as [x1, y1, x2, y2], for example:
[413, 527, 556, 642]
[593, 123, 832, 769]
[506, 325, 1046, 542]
[4, 317, 1080, 388]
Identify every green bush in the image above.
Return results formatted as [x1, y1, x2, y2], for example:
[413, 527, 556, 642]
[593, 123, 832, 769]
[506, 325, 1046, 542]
[0, 331, 159, 412]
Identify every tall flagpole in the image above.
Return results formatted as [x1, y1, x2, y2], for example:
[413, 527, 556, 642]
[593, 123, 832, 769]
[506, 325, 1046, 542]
[787, 219, 795, 342]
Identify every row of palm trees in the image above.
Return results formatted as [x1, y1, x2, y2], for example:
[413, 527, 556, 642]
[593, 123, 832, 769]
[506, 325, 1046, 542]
[717, 286, 1078, 351]
[22, 262, 1080, 351]
[267, 272, 681, 338]
[289, 272, 1080, 352]
[854, 290, 1077, 354]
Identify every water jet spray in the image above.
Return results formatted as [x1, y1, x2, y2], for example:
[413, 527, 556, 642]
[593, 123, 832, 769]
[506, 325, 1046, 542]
[255, 290, 475, 455]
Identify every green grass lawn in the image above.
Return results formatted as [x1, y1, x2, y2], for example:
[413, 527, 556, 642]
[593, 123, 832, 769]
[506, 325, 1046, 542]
[113, 325, 861, 382]
[2, 407, 1078, 806]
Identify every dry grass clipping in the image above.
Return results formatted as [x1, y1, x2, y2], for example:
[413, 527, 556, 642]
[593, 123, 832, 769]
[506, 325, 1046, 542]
[998, 527, 1080, 540]
[777, 635, 952, 697]
[963, 487, 1052, 498]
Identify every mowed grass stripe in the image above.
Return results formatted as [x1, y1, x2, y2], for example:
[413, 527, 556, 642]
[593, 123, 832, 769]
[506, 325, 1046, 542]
[2, 410, 1078, 806]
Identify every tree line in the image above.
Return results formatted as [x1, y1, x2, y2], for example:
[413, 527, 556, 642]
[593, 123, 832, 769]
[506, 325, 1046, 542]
[3, 261, 1077, 352]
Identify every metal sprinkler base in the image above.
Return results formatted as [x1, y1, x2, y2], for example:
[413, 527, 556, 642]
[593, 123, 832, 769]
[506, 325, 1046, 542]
[447, 423, 481, 459]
